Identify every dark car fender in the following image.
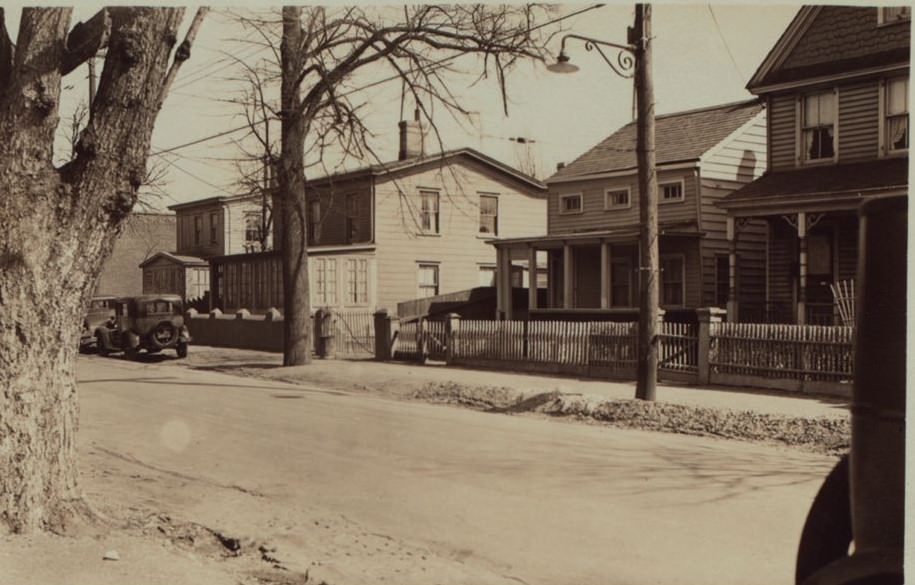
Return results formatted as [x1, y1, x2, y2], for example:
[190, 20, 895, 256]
[125, 331, 141, 349]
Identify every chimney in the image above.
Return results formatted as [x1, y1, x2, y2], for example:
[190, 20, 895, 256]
[556, 162, 566, 171]
[398, 108, 425, 161]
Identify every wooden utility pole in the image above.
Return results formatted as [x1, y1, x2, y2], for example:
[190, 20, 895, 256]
[634, 3, 659, 401]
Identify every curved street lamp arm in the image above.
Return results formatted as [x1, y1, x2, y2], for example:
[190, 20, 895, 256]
[558, 33, 636, 79]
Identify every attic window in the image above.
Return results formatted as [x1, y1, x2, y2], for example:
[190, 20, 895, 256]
[878, 6, 910, 24]
[559, 193, 583, 215]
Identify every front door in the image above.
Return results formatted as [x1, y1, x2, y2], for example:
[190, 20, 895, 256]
[806, 231, 834, 323]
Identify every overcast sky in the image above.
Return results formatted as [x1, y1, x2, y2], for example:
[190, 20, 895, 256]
[9, 3, 804, 209]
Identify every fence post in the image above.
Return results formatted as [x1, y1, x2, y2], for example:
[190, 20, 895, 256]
[696, 307, 724, 384]
[314, 307, 336, 359]
[445, 313, 461, 364]
[418, 317, 427, 364]
[374, 309, 392, 361]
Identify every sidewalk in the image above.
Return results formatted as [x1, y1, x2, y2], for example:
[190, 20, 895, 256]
[183, 346, 850, 420]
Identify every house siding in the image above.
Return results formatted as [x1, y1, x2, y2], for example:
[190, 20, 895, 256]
[547, 169, 699, 234]
[373, 157, 546, 312]
[769, 94, 797, 170]
[175, 197, 267, 258]
[838, 81, 880, 162]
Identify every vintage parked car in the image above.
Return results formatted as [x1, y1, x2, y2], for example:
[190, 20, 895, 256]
[95, 294, 190, 359]
[79, 295, 117, 352]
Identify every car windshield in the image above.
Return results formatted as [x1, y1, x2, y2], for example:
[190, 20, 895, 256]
[145, 301, 174, 315]
[90, 299, 112, 310]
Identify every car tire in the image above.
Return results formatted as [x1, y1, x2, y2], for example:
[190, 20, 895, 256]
[96, 333, 109, 357]
[176, 342, 188, 359]
[795, 455, 852, 584]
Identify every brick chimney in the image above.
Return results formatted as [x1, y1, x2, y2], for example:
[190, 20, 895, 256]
[398, 108, 425, 161]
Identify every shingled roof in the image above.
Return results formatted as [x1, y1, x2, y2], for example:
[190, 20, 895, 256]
[548, 99, 763, 182]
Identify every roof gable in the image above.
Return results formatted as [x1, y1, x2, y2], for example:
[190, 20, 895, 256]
[139, 251, 207, 268]
[749, 6, 910, 91]
[307, 148, 547, 195]
[548, 99, 763, 182]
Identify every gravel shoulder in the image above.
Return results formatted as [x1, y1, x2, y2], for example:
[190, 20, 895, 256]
[180, 346, 850, 455]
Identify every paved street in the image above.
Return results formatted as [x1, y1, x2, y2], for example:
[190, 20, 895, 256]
[73, 355, 835, 585]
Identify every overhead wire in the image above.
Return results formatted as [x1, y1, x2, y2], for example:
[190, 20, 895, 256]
[150, 4, 605, 158]
[707, 5, 747, 85]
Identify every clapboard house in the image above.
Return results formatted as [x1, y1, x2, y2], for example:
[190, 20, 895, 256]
[719, 5, 910, 324]
[210, 115, 548, 314]
[490, 99, 769, 320]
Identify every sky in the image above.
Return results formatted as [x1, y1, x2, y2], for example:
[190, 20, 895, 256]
[9, 3, 804, 210]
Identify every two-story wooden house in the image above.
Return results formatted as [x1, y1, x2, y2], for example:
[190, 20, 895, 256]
[491, 99, 768, 320]
[140, 193, 270, 300]
[719, 5, 909, 324]
[210, 116, 548, 314]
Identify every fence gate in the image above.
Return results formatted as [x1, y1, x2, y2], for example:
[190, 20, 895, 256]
[658, 322, 699, 377]
[333, 311, 376, 357]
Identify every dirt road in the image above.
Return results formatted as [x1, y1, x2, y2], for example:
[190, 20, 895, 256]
[5, 355, 836, 585]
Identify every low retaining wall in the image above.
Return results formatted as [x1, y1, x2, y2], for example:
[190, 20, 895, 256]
[186, 308, 285, 353]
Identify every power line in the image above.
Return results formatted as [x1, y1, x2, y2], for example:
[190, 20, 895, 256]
[707, 5, 747, 85]
[151, 4, 605, 157]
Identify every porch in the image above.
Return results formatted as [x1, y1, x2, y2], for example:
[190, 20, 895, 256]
[490, 226, 701, 320]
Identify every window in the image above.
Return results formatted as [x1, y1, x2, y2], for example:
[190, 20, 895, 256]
[417, 264, 439, 298]
[209, 212, 219, 244]
[345, 258, 368, 305]
[419, 190, 440, 234]
[244, 212, 262, 247]
[610, 258, 632, 307]
[559, 193, 583, 215]
[661, 255, 685, 307]
[313, 257, 337, 306]
[309, 200, 321, 244]
[346, 194, 362, 242]
[884, 77, 909, 153]
[801, 91, 836, 162]
[605, 188, 630, 209]
[715, 255, 729, 307]
[879, 6, 910, 24]
[479, 194, 499, 235]
[193, 215, 203, 245]
[660, 181, 684, 203]
[478, 265, 496, 287]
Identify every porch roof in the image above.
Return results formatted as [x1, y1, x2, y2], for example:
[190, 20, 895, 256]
[720, 157, 908, 214]
[490, 221, 702, 249]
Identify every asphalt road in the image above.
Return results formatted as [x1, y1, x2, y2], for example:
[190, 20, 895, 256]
[76, 355, 836, 585]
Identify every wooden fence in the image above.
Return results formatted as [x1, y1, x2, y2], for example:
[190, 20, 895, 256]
[709, 322, 853, 394]
[381, 315, 852, 396]
[332, 311, 375, 356]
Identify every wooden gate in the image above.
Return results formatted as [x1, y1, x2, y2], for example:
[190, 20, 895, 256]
[659, 322, 699, 377]
[333, 311, 375, 357]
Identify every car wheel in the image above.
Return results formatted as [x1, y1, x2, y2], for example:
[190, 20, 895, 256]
[795, 455, 852, 584]
[176, 343, 188, 359]
[96, 333, 109, 357]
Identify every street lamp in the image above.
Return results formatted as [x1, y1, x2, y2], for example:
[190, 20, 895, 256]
[546, 6, 660, 401]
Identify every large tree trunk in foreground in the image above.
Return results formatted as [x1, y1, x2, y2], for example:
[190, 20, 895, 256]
[278, 6, 312, 366]
[0, 7, 185, 533]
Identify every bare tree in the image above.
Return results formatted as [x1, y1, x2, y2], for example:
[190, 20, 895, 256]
[239, 5, 559, 365]
[0, 7, 206, 533]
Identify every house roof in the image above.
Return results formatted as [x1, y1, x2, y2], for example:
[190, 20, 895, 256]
[168, 192, 261, 212]
[722, 157, 909, 205]
[305, 147, 547, 194]
[547, 99, 763, 183]
[748, 6, 910, 91]
[139, 251, 209, 268]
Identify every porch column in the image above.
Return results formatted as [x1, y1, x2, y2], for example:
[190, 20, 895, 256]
[527, 245, 538, 311]
[600, 241, 611, 309]
[495, 246, 505, 319]
[563, 243, 573, 309]
[503, 247, 514, 320]
[726, 216, 739, 322]
[797, 211, 807, 325]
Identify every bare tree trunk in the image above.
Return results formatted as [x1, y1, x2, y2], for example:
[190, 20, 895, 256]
[0, 7, 185, 533]
[279, 6, 312, 366]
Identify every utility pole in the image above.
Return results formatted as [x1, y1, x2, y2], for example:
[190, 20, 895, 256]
[634, 3, 659, 401]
